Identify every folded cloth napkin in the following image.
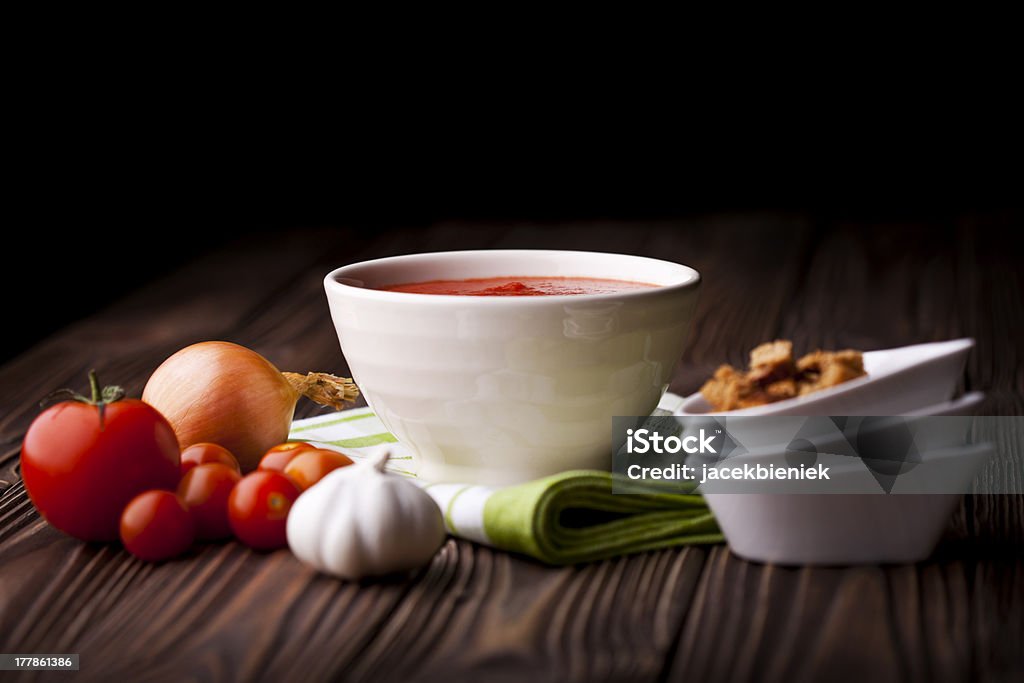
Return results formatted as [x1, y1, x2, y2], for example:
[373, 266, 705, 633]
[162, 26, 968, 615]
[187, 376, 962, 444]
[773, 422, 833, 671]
[288, 394, 722, 565]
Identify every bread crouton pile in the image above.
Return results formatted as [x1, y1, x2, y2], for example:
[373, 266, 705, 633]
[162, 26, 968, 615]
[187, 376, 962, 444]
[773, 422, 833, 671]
[700, 340, 866, 412]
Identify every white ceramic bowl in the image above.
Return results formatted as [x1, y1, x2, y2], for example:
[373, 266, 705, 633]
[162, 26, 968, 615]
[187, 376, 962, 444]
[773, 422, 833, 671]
[676, 339, 976, 416]
[703, 442, 993, 565]
[904, 391, 985, 416]
[324, 250, 701, 485]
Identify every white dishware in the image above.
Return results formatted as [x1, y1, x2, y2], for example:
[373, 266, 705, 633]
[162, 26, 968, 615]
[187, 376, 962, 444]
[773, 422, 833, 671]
[324, 250, 701, 485]
[677, 393, 986, 482]
[676, 339, 976, 417]
[726, 412, 976, 463]
[904, 391, 985, 416]
[703, 442, 993, 564]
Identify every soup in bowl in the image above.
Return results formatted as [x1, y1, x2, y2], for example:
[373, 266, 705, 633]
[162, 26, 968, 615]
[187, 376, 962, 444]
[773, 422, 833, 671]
[324, 250, 701, 485]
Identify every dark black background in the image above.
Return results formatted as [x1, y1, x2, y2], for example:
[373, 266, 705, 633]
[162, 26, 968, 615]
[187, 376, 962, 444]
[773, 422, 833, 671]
[7, 8, 1023, 363]
[7, 121, 1022, 365]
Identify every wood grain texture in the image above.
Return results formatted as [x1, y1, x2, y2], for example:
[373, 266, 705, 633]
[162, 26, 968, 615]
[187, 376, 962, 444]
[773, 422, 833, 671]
[0, 217, 1020, 683]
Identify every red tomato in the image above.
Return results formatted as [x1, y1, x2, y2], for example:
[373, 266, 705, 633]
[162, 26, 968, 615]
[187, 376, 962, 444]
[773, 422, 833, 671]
[283, 449, 354, 490]
[120, 490, 195, 562]
[228, 471, 300, 550]
[181, 442, 241, 477]
[258, 442, 316, 472]
[21, 375, 181, 542]
[177, 463, 241, 540]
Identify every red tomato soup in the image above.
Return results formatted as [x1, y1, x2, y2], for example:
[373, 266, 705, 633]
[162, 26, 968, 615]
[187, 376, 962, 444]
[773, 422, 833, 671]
[379, 276, 659, 296]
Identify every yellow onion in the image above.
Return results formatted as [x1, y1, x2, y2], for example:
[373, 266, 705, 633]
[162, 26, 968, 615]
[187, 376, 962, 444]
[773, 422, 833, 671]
[143, 341, 358, 471]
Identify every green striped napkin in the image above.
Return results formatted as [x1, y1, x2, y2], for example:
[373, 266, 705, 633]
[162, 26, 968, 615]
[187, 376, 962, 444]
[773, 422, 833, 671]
[288, 393, 722, 565]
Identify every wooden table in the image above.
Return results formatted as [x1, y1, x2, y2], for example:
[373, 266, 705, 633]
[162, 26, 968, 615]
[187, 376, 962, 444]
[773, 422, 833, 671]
[1, 216, 1021, 682]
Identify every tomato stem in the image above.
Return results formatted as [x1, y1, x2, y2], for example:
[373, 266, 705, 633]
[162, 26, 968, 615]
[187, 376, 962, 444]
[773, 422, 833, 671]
[39, 371, 127, 413]
[89, 370, 102, 403]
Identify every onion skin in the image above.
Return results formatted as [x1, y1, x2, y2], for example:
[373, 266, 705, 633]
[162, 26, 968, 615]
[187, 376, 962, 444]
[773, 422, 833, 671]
[143, 342, 304, 472]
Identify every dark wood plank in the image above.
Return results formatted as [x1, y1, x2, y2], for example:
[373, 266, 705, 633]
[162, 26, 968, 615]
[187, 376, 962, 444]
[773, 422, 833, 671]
[770, 217, 1024, 542]
[0, 217, 1020, 683]
[664, 215, 1024, 683]
[322, 545, 708, 683]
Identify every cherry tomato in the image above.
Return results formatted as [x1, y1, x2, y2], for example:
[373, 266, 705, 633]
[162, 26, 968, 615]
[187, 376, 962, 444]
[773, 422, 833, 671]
[181, 442, 241, 477]
[120, 490, 194, 562]
[258, 442, 316, 472]
[283, 449, 354, 490]
[21, 373, 181, 542]
[228, 471, 300, 550]
[177, 463, 241, 540]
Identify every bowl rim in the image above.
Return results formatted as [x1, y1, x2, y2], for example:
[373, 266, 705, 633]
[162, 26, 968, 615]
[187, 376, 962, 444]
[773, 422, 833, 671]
[323, 249, 701, 305]
[676, 338, 976, 417]
[711, 439, 992, 474]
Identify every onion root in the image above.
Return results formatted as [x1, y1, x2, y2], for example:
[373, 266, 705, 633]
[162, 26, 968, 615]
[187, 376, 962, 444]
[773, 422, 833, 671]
[283, 372, 359, 410]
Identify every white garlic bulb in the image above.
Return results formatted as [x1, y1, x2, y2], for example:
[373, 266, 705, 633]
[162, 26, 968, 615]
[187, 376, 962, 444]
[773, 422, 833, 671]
[287, 452, 446, 579]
